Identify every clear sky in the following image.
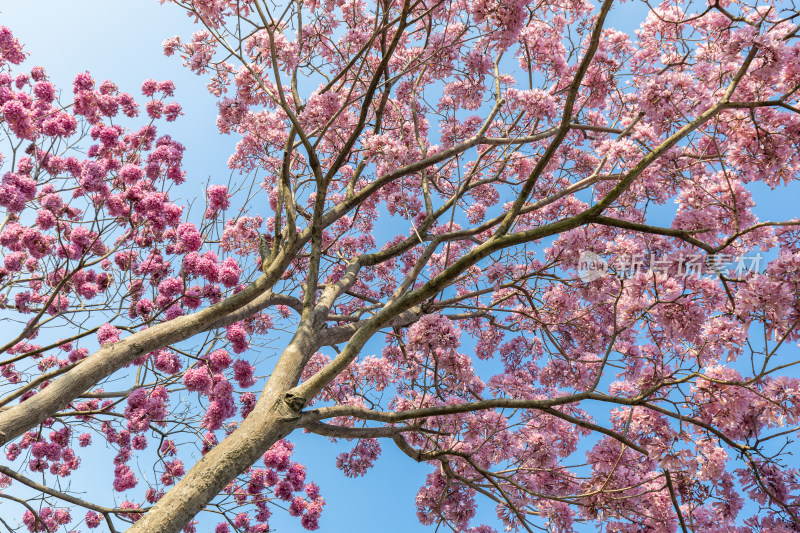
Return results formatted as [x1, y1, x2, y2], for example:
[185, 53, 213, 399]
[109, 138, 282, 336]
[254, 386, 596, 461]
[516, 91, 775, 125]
[4, 1, 796, 532]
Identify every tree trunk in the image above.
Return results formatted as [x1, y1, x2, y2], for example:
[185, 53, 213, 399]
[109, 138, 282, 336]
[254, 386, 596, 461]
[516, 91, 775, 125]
[127, 389, 297, 532]
[128, 321, 316, 532]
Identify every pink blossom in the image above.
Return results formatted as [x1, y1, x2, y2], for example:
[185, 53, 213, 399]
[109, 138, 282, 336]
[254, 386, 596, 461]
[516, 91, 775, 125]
[289, 496, 307, 517]
[183, 367, 212, 393]
[177, 222, 203, 252]
[97, 323, 120, 345]
[119, 163, 143, 184]
[146, 99, 163, 119]
[4, 251, 25, 272]
[5, 443, 20, 461]
[124, 386, 169, 432]
[263, 439, 293, 471]
[35, 209, 55, 230]
[68, 348, 89, 363]
[1, 100, 36, 140]
[208, 349, 232, 372]
[0, 171, 37, 211]
[153, 349, 182, 374]
[233, 513, 251, 530]
[219, 257, 242, 288]
[305, 482, 320, 500]
[407, 314, 461, 352]
[301, 500, 324, 531]
[233, 358, 256, 388]
[53, 509, 71, 525]
[240, 392, 256, 418]
[112, 463, 137, 491]
[132, 435, 147, 450]
[205, 184, 230, 218]
[158, 276, 184, 298]
[164, 102, 183, 121]
[85, 511, 103, 528]
[158, 80, 175, 96]
[202, 397, 234, 430]
[0, 27, 26, 65]
[161, 458, 185, 485]
[226, 323, 249, 354]
[160, 439, 178, 456]
[119, 501, 142, 522]
[336, 439, 381, 478]
[141, 79, 159, 97]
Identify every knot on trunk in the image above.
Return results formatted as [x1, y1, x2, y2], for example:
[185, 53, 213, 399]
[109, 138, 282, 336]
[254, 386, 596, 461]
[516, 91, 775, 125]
[282, 392, 306, 413]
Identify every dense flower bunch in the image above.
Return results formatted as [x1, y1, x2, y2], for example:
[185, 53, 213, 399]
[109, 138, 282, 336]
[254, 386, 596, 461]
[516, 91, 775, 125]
[2, 0, 800, 530]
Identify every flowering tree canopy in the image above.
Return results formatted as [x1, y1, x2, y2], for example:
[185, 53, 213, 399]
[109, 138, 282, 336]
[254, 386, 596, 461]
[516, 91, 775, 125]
[1, 0, 800, 530]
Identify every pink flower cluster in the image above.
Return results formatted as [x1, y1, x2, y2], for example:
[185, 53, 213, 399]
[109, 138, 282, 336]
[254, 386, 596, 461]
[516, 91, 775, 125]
[217, 439, 325, 531]
[0, 26, 25, 66]
[181, 351, 256, 431]
[22, 507, 71, 533]
[97, 323, 120, 345]
[335, 438, 381, 478]
[226, 322, 249, 354]
[416, 471, 476, 530]
[6, 426, 81, 478]
[124, 386, 169, 433]
[141, 79, 182, 121]
[406, 314, 461, 353]
[220, 215, 263, 256]
[206, 184, 231, 218]
[85, 511, 103, 529]
[0, 171, 37, 212]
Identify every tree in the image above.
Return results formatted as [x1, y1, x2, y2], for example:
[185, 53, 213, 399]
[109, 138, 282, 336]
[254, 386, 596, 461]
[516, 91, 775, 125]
[1, 0, 800, 529]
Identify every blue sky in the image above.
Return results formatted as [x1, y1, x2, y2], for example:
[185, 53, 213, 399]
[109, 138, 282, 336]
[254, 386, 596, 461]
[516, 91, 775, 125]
[3, 1, 798, 531]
